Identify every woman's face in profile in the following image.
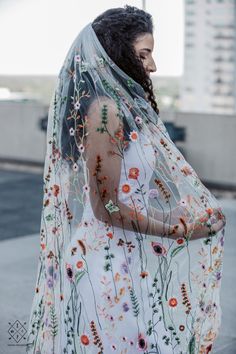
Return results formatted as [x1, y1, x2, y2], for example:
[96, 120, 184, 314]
[133, 33, 157, 77]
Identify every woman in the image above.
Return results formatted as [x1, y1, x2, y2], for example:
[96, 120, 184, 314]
[26, 6, 226, 354]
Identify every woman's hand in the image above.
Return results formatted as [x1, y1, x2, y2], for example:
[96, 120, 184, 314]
[170, 208, 226, 241]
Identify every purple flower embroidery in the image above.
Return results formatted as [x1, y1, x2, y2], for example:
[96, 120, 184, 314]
[148, 189, 159, 199]
[47, 278, 53, 288]
[120, 262, 128, 274]
[122, 302, 129, 312]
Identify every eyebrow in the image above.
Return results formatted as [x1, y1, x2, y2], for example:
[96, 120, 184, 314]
[140, 48, 152, 53]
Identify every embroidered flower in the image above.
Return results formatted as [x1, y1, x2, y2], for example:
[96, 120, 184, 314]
[206, 208, 214, 217]
[129, 130, 139, 141]
[121, 183, 131, 194]
[83, 184, 90, 193]
[140, 271, 148, 278]
[69, 127, 75, 136]
[80, 334, 90, 346]
[73, 163, 79, 172]
[151, 242, 167, 256]
[122, 302, 129, 312]
[137, 333, 147, 351]
[66, 264, 73, 282]
[181, 165, 192, 176]
[135, 116, 143, 125]
[168, 297, 178, 307]
[120, 262, 128, 274]
[52, 227, 59, 235]
[40, 243, 46, 250]
[179, 198, 187, 207]
[106, 232, 113, 239]
[52, 184, 60, 197]
[78, 144, 85, 153]
[47, 278, 53, 288]
[74, 101, 81, 110]
[148, 188, 159, 199]
[128, 167, 139, 180]
[75, 54, 81, 63]
[76, 260, 84, 270]
[176, 238, 184, 245]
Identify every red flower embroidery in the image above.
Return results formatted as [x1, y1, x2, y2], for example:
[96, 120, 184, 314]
[52, 184, 60, 197]
[128, 167, 139, 180]
[106, 232, 113, 239]
[176, 238, 184, 245]
[80, 334, 90, 346]
[76, 260, 84, 269]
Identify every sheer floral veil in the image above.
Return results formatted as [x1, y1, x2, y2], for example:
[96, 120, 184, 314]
[26, 21, 225, 352]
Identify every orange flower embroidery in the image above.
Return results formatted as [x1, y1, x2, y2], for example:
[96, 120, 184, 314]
[128, 167, 139, 180]
[76, 260, 84, 269]
[122, 183, 131, 193]
[206, 208, 213, 216]
[168, 297, 178, 307]
[80, 334, 90, 346]
[129, 130, 138, 141]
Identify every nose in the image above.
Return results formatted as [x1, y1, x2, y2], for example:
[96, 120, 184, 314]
[148, 57, 157, 73]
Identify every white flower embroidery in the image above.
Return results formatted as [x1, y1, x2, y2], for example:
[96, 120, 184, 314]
[69, 127, 75, 136]
[73, 163, 79, 172]
[135, 116, 143, 125]
[74, 101, 81, 110]
[78, 144, 85, 153]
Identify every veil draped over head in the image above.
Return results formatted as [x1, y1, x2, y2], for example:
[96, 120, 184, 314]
[26, 22, 225, 354]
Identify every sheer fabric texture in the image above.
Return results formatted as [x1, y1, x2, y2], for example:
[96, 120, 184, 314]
[26, 23, 226, 354]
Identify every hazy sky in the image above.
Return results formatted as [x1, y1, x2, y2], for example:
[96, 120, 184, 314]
[0, 0, 184, 76]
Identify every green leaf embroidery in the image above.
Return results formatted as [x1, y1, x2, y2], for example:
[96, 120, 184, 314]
[75, 271, 85, 284]
[105, 199, 120, 214]
[188, 335, 196, 354]
[129, 288, 140, 317]
[49, 304, 58, 337]
[45, 214, 54, 221]
[170, 245, 185, 258]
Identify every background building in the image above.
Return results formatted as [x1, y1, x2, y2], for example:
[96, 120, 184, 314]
[180, 0, 236, 114]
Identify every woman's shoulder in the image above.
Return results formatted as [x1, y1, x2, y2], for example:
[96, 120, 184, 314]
[87, 96, 122, 132]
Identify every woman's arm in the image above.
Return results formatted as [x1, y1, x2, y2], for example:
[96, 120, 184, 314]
[85, 97, 225, 240]
[85, 98, 179, 239]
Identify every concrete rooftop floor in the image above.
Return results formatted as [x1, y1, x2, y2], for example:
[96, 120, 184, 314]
[0, 169, 235, 354]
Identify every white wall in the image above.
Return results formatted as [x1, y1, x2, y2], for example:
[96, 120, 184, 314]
[161, 111, 236, 187]
[0, 100, 47, 163]
[0, 101, 235, 187]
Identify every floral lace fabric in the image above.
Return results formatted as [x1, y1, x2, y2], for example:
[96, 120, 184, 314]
[26, 23, 226, 354]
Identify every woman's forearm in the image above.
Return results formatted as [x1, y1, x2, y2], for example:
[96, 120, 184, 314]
[148, 204, 185, 225]
[95, 200, 178, 238]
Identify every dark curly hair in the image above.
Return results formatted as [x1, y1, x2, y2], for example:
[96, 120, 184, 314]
[92, 5, 159, 115]
[60, 6, 159, 163]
